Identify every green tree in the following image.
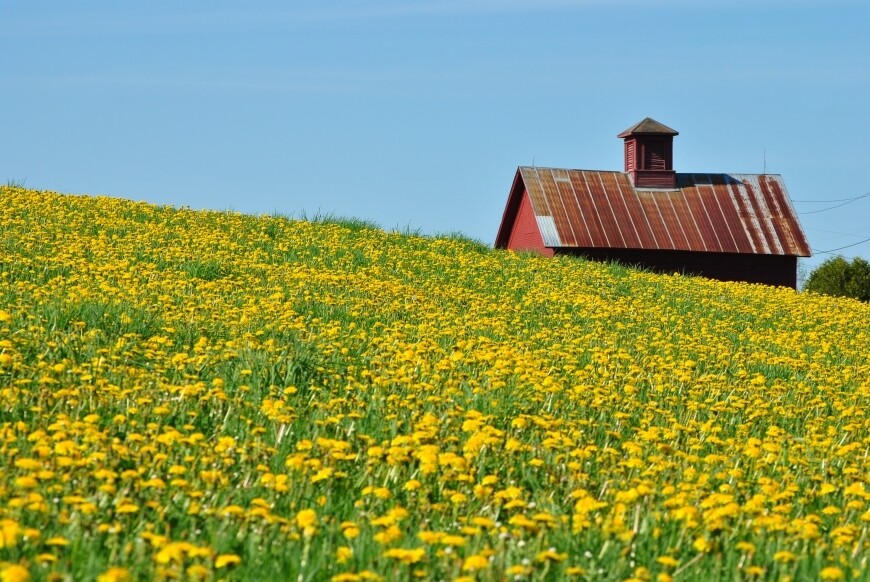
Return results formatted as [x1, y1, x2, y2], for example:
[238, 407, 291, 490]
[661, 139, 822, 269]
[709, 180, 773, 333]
[804, 255, 870, 302]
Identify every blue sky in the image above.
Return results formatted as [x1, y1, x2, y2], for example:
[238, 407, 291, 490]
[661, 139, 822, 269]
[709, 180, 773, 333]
[2, 1, 868, 274]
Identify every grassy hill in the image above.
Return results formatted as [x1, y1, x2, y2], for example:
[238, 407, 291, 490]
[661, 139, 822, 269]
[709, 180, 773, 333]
[1, 186, 868, 581]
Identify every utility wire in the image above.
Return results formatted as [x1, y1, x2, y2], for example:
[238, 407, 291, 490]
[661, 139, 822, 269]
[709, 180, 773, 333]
[806, 227, 870, 239]
[796, 190, 870, 214]
[812, 236, 870, 255]
[794, 194, 870, 203]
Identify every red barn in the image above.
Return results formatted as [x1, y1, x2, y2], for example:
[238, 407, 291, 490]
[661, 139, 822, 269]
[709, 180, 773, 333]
[494, 118, 812, 288]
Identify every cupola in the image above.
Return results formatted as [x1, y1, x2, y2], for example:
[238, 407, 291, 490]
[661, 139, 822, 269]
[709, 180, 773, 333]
[618, 117, 678, 189]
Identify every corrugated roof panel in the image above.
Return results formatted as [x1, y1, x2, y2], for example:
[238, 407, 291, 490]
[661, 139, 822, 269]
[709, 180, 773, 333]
[703, 179, 741, 253]
[750, 173, 809, 255]
[638, 191, 676, 250]
[572, 172, 610, 247]
[732, 176, 765, 251]
[654, 192, 683, 250]
[675, 187, 709, 252]
[741, 175, 783, 254]
[725, 180, 762, 253]
[550, 171, 580, 247]
[563, 173, 594, 247]
[756, 176, 791, 254]
[711, 176, 751, 253]
[554, 174, 586, 247]
[665, 191, 695, 250]
[601, 171, 643, 248]
[615, 174, 660, 248]
[522, 168, 552, 225]
[564, 172, 595, 247]
[681, 181, 719, 252]
[589, 172, 627, 247]
[601, 172, 636, 247]
[729, 176, 773, 253]
[536, 215, 560, 247]
[516, 167, 811, 256]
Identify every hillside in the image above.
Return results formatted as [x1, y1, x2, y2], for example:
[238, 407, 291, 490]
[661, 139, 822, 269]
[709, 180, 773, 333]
[1, 186, 868, 581]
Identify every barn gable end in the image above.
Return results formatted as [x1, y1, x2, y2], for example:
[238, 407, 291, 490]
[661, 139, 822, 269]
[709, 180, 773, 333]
[509, 191, 553, 256]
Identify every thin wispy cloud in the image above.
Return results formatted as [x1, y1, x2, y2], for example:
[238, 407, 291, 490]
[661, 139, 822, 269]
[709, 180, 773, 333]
[0, 0, 616, 38]
[7, 67, 487, 98]
[303, 0, 612, 18]
[0, 0, 857, 38]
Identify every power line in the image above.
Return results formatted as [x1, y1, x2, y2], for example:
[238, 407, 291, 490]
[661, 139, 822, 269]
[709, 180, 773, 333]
[812, 236, 870, 255]
[806, 227, 870, 240]
[793, 194, 870, 203]
[796, 190, 870, 214]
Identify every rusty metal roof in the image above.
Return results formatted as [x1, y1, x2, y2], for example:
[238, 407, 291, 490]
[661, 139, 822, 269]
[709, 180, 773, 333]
[510, 167, 811, 256]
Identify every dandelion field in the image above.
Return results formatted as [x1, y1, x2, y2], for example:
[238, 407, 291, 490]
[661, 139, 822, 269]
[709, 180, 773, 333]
[0, 186, 868, 581]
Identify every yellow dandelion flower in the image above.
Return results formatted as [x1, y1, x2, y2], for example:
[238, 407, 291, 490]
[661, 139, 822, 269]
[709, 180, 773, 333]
[220, 505, 245, 517]
[373, 525, 402, 545]
[13, 476, 39, 489]
[154, 542, 187, 564]
[656, 556, 679, 568]
[692, 537, 712, 553]
[506, 565, 532, 576]
[296, 509, 317, 529]
[115, 503, 139, 514]
[440, 534, 466, 547]
[471, 516, 495, 528]
[340, 522, 360, 540]
[0, 520, 22, 549]
[96, 568, 132, 582]
[0, 564, 31, 582]
[462, 555, 489, 571]
[13, 459, 40, 471]
[418, 531, 443, 544]
[819, 567, 844, 581]
[336, 546, 353, 563]
[215, 554, 242, 569]
[535, 549, 568, 563]
[387, 548, 426, 564]
[449, 492, 468, 504]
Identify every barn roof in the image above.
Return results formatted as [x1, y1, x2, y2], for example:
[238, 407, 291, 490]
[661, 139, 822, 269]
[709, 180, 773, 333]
[495, 167, 812, 256]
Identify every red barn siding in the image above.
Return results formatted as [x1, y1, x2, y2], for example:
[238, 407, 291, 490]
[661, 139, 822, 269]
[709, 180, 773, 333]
[507, 192, 553, 256]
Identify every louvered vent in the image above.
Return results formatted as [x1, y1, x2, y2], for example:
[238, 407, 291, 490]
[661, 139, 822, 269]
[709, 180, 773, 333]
[625, 140, 636, 172]
[646, 143, 666, 170]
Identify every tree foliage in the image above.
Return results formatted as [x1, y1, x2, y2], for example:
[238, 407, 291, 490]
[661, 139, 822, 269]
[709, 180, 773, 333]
[804, 255, 870, 302]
